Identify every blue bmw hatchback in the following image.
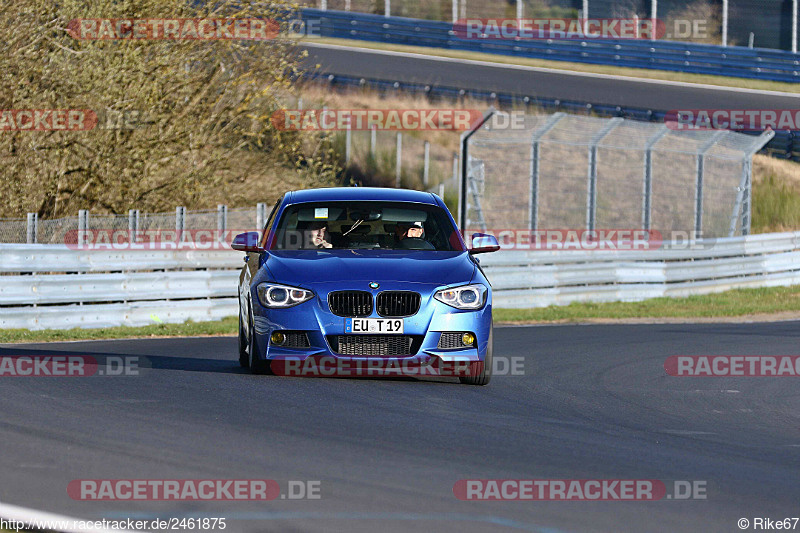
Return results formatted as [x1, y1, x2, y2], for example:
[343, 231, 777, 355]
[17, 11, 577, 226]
[231, 187, 500, 385]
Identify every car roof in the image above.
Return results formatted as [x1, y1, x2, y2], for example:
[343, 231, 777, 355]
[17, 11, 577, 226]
[287, 187, 438, 205]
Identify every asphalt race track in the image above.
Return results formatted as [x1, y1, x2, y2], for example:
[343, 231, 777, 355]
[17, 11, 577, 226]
[300, 43, 800, 111]
[3, 322, 800, 532]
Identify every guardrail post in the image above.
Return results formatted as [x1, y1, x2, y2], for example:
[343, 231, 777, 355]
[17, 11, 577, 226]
[581, 0, 588, 34]
[176, 206, 185, 234]
[26, 213, 38, 244]
[217, 204, 228, 242]
[128, 209, 139, 243]
[395, 132, 402, 187]
[78, 209, 89, 248]
[650, 0, 657, 41]
[529, 113, 565, 232]
[587, 118, 622, 232]
[793, 0, 798, 53]
[642, 125, 668, 231]
[257, 203, 267, 231]
[423, 141, 430, 187]
[722, 0, 729, 46]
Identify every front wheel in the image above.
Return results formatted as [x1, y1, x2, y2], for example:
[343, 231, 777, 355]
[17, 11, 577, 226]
[460, 324, 492, 386]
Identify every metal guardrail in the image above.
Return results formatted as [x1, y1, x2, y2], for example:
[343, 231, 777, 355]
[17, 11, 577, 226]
[481, 231, 800, 308]
[303, 8, 800, 83]
[0, 245, 241, 330]
[2, 231, 800, 329]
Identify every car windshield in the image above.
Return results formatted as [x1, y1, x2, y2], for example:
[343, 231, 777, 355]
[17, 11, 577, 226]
[270, 201, 463, 251]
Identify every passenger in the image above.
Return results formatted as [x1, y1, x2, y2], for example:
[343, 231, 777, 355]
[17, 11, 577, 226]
[394, 221, 424, 242]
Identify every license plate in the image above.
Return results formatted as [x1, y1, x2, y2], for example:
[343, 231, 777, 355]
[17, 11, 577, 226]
[345, 318, 404, 334]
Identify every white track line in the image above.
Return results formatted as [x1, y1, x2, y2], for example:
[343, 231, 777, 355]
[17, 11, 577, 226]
[303, 41, 800, 98]
[0, 501, 144, 533]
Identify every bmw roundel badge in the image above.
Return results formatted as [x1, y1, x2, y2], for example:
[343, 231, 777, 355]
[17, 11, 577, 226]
[369, 282, 380, 289]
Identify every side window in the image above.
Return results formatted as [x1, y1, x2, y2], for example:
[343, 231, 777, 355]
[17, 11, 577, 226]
[259, 198, 282, 248]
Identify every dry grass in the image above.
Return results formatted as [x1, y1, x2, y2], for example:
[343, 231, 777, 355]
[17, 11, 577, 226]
[293, 84, 481, 201]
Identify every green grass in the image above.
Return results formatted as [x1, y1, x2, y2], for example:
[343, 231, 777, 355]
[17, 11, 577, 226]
[752, 174, 800, 232]
[304, 37, 800, 94]
[3, 286, 800, 343]
[494, 285, 800, 323]
[0, 316, 238, 344]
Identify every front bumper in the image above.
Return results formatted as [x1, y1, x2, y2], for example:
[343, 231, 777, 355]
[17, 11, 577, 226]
[250, 283, 492, 369]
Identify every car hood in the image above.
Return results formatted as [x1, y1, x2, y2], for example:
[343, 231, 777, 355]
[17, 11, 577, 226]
[264, 250, 475, 286]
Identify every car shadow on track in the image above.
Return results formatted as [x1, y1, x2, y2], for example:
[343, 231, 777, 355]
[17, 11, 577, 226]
[0, 345, 246, 375]
[0, 346, 449, 382]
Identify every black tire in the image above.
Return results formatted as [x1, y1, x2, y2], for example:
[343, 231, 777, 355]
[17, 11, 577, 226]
[460, 324, 492, 386]
[238, 307, 249, 369]
[248, 309, 272, 375]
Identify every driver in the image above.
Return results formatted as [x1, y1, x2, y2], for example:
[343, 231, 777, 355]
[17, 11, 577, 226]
[304, 221, 333, 249]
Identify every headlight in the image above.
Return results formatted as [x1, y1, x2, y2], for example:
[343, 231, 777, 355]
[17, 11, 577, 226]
[434, 284, 487, 310]
[257, 283, 313, 308]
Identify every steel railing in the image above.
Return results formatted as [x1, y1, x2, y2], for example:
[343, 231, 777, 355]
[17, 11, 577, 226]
[303, 8, 800, 83]
[2, 231, 800, 329]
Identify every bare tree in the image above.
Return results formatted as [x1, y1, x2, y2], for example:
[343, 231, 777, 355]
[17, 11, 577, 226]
[0, 0, 339, 218]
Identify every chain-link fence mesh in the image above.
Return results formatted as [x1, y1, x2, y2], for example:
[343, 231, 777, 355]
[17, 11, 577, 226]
[464, 112, 772, 238]
[0, 207, 264, 244]
[337, 128, 457, 195]
[228, 207, 259, 231]
[0, 219, 27, 244]
[38, 217, 79, 245]
[139, 212, 176, 233]
[184, 209, 218, 231]
[88, 214, 130, 232]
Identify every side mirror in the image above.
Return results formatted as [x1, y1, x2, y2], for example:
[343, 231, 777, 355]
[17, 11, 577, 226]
[468, 233, 500, 255]
[231, 231, 263, 252]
